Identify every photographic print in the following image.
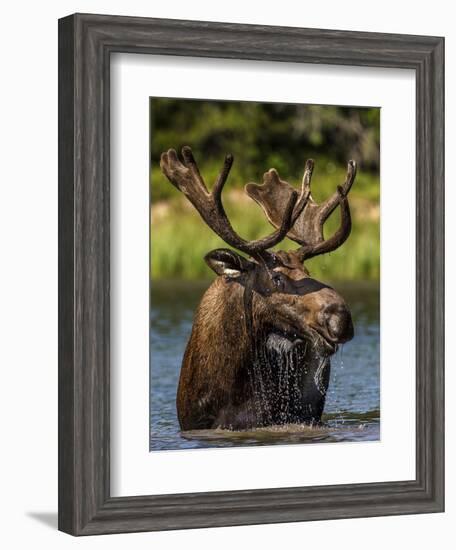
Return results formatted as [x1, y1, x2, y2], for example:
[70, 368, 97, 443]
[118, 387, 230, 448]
[150, 98, 380, 451]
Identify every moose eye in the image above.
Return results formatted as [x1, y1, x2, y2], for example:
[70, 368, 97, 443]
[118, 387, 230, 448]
[272, 273, 285, 290]
[269, 253, 282, 268]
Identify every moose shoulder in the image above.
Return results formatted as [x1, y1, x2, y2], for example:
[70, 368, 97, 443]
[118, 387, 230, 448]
[160, 146, 356, 431]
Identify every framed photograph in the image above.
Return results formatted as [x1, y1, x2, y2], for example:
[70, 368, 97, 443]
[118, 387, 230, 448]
[149, 97, 380, 451]
[58, 13, 444, 535]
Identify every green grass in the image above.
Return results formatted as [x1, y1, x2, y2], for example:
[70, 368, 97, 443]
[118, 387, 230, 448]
[150, 181, 380, 281]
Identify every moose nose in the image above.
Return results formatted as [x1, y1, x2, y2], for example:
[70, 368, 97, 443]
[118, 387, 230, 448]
[323, 304, 354, 343]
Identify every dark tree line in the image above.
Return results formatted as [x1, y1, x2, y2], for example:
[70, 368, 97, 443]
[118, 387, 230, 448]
[150, 98, 380, 194]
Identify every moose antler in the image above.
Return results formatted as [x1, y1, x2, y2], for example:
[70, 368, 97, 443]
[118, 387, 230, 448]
[245, 160, 357, 261]
[160, 146, 309, 260]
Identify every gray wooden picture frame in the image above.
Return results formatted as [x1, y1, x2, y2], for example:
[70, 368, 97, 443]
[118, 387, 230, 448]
[58, 13, 445, 536]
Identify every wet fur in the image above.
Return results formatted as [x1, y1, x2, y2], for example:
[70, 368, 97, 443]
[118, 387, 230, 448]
[177, 276, 331, 431]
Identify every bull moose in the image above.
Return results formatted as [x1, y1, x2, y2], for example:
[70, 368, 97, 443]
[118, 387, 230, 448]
[160, 146, 356, 431]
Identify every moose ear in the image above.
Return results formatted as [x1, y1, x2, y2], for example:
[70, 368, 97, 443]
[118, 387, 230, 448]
[204, 249, 253, 278]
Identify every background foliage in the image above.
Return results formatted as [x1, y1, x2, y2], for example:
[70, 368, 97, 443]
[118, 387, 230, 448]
[150, 98, 380, 281]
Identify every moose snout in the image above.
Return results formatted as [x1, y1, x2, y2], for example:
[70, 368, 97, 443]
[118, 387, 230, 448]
[323, 304, 354, 343]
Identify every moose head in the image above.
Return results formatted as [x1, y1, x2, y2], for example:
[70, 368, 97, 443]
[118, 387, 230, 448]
[160, 146, 356, 431]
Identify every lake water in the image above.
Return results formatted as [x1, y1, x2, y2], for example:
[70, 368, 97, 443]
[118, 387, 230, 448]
[150, 280, 380, 451]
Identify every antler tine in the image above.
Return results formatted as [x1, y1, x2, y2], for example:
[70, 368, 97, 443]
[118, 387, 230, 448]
[181, 145, 210, 193]
[302, 158, 315, 193]
[213, 152, 234, 197]
[317, 160, 357, 224]
[296, 184, 352, 261]
[292, 159, 314, 224]
[160, 146, 300, 259]
[296, 160, 356, 261]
